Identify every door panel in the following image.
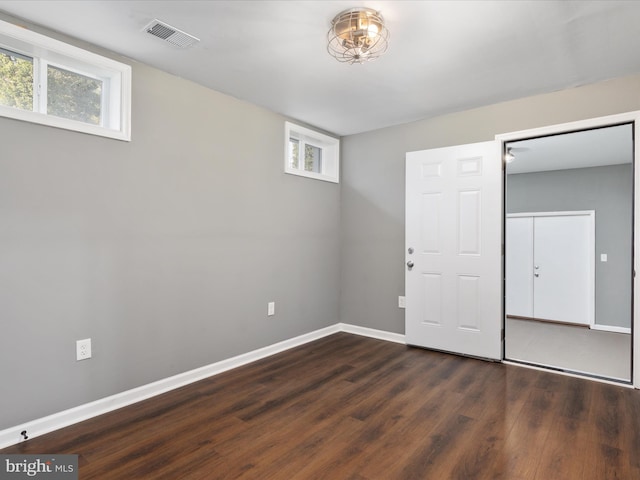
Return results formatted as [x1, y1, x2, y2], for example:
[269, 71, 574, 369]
[421, 273, 442, 325]
[406, 141, 502, 359]
[505, 217, 534, 317]
[421, 193, 442, 253]
[458, 189, 482, 255]
[533, 214, 593, 325]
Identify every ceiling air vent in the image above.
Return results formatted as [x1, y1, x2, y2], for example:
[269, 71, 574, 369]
[144, 19, 200, 48]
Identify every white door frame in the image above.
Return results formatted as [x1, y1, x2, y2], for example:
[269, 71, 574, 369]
[497, 110, 640, 387]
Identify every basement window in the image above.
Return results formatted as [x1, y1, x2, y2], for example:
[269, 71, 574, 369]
[285, 122, 339, 183]
[0, 19, 131, 141]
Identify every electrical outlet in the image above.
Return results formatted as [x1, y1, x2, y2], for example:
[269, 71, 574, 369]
[267, 302, 275, 316]
[398, 296, 406, 309]
[76, 338, 92, 361]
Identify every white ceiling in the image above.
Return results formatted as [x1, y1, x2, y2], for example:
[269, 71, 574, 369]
[506, 123, 633, 175]
[1, 1, 640, 136]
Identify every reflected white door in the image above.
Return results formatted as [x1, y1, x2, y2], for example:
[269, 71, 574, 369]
[505, 212, 594, 326]
[405, 141, 502, 359]
[505, 217, 534, 317]
[533, 214, 594, 325]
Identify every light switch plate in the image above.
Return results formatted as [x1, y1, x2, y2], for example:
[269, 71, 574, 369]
[398, 296, 406, 309]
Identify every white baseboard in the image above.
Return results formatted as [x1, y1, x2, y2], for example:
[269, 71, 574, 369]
[0, 323, 404, 449]
[339, 323, 406, 344]
[590, 324, 631, 334]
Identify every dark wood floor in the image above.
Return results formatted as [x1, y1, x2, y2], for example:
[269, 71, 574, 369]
[3, 332, 640, 479]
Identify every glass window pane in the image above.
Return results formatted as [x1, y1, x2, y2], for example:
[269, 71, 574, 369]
[304, 144, 322, 173]
[47, 65, 102, 125]
[289, 138, 300, 169]
[0, 48, 33, 111]
[284, 122, 339, 183]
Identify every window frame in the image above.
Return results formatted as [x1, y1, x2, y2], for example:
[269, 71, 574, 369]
[284, 121, 340, 183]
[0, 19, 131, 141]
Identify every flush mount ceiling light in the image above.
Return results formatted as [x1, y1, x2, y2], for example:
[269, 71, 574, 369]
[327, 8, 389, 64]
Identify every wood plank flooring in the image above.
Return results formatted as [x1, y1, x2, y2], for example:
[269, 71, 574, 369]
[3, 332, 640, 479]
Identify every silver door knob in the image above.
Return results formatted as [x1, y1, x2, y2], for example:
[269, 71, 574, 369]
[534, 273, 539, 277]
[407, 261, 414, 270]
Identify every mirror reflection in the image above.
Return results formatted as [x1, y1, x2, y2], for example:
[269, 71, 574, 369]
[504, 124, 633, 381]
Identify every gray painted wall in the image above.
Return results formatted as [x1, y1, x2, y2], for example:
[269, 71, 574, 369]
[340, 74, 640, 335]
[0, 19, 340, 429]
[506, 165, 633, 328]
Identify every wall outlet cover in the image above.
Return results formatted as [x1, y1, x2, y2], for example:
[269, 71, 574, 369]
[76, 338, 92, 361]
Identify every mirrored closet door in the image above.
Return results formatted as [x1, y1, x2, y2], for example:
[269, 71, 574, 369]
[504, 124, 633, 382]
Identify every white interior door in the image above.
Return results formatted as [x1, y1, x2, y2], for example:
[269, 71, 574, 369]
[505, 216, 534, 317]
[533, 213, 594, 325]
[505, 212, 594, 326]
[405, 141, 502, 359]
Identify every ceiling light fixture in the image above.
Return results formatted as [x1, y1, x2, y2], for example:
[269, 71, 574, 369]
[327, 8, 389, 64]
[505, 148, 516, 163]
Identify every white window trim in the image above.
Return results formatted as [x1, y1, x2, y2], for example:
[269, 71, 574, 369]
[285, 121, 340, 183]
[0, 19, 131, 141]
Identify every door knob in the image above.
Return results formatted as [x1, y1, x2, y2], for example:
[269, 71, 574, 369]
[534, 273, 539, 277]
[407, 261, 414, 270]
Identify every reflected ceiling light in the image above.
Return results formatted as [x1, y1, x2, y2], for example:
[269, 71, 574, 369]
[505, 148, 516, 163]
[327, 8, 389, 64]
